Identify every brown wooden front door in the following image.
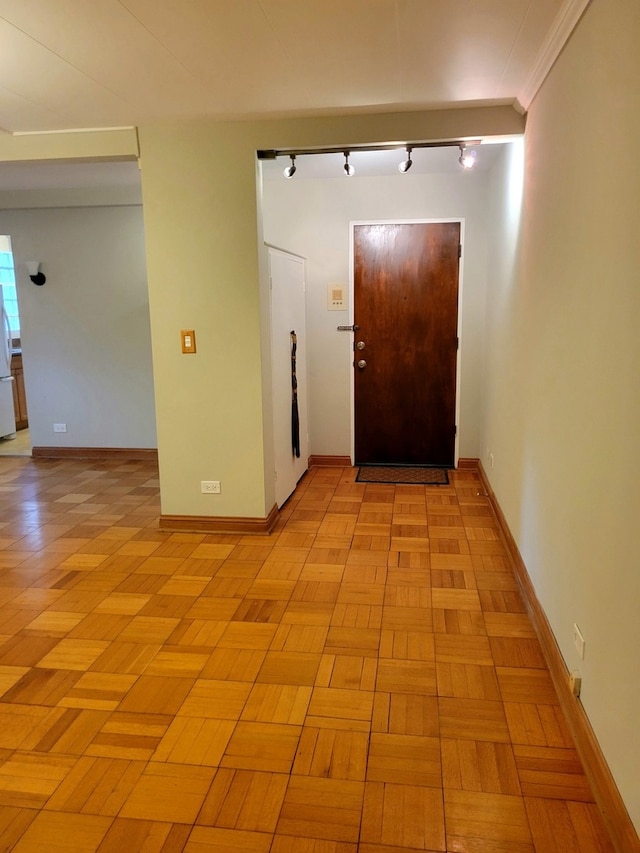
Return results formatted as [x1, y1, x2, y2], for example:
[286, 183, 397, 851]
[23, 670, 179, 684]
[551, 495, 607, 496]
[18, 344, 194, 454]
[353, 221, 461, 466]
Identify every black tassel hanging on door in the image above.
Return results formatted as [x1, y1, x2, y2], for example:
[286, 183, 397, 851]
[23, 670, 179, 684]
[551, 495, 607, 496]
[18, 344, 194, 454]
[290, 331, 300, 458]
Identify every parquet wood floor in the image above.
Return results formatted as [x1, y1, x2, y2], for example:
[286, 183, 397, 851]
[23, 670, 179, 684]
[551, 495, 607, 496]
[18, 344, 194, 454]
[0, 457, 615, 852]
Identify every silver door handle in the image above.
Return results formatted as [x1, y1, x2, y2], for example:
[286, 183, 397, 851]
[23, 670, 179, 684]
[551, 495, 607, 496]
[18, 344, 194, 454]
[357, 359, 367, 369]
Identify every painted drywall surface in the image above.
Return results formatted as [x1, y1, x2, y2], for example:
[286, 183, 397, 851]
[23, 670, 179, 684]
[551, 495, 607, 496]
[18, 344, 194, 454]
[262, 170, 491, 459]
[482, 140, 528, 529]
[0, 205, 157, 449]
[0, 186, 142, 209]
[138, 123, 270, 519]
[482, 0, 640, 829]
[137, 108, 524, 520]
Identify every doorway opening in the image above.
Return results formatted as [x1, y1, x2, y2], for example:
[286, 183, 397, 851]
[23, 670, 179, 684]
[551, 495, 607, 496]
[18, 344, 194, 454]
[260, 144, 505, 473]
[0, 236, 30, 455]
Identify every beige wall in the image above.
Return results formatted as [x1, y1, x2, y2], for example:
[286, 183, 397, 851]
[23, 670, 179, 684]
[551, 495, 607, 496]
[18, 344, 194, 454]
[482, 0, 640, 829]
[138, 123, 268, 519]
[137, 107, 524, 521]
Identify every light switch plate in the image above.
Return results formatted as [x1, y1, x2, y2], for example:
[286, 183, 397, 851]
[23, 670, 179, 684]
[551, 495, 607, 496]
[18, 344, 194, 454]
[181, 329, 196, 353]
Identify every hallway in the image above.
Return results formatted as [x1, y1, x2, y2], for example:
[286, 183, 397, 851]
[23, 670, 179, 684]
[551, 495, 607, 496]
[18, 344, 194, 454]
[0, 456, 614, 851]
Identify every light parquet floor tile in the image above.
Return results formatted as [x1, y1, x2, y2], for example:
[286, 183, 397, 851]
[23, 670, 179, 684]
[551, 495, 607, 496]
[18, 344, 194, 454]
[372, 692, 440, 737]
[367, 732, 441, 787]
[276, 776, 364, 843]
[45, 754, 146, 815]
[96, 818, 191, 852]
[0, 459, 615, 851]
[361, 780, 445, 850]
[241, 683, 312, 725]
[292, 726, 368, 780]
[220, 721, 301, 773]
[185, 825, 272, 852]
[118, 761, 214, 823]
[524, 797, 616, 852]
[444, 787, 534, 852]
[10, 810, 112, 852]
[86, 710, 171, 761]
[197, 767, 288, 832]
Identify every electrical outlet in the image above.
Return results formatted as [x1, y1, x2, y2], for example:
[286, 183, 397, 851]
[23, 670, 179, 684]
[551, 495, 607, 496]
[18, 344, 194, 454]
[201, 480, 221, 494]
[569, 671, 582, 697]
[53, 423, 67, 433]
[573, 623, 585, 659]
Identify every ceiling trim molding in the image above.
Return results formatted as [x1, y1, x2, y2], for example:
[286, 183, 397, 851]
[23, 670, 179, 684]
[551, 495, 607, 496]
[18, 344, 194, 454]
[516, 0, 592, 113]
[12, 126, 135, 137]
[0, 127, 139, 164]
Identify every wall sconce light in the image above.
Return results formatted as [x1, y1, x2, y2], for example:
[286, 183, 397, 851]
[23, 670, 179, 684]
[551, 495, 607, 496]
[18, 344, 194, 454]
[26, 261, 46, 286]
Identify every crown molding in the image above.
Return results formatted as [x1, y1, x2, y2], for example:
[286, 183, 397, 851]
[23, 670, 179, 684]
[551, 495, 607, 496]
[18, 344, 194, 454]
[517, 0, 592, 113]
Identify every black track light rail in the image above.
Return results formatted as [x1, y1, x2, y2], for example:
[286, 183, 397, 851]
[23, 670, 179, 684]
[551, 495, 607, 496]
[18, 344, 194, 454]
[257, 139, 481, 160]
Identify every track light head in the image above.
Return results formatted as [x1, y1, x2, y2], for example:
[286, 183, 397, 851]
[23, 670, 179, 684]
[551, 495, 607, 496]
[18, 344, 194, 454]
[398, 146, 413, 173]
[283, 154, 296, 178]
[343, 152, 355, 177]
[458, 145, 477, 170]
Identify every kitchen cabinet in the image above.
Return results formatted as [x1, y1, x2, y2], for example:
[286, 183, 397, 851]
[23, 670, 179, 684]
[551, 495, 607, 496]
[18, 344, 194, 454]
[11, 353, 28, 430]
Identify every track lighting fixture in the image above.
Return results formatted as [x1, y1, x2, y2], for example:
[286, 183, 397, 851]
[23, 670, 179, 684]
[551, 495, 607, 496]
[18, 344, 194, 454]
[458, 144, 477, 170]
[343, 152, 355, 177]
[261, 139, 483, 178]
[398, 146, 413, 173]
[283, 154, 296, 178]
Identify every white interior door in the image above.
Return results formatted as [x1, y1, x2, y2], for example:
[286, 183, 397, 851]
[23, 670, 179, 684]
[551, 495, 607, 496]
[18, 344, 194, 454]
[269, 247, 308, 507]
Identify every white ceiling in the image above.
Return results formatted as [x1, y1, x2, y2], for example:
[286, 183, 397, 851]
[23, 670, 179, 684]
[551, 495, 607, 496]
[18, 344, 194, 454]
[0, 1, 588, 188]
[0, 0, 588, 135]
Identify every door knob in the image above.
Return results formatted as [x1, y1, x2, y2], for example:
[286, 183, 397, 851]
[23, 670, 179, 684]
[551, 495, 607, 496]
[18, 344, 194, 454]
[356, 341, 366, 350]
[357, 359, 367, 369]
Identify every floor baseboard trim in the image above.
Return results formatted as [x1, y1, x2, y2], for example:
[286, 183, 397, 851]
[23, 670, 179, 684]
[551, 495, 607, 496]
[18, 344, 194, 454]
[456, 456, 479, 469]
[476, 461, 639, 853]
[160, 503, 279, 535]
[32, 446, 158, 461]
[308, 455, 352, 467]
[309, 456, 477, 469]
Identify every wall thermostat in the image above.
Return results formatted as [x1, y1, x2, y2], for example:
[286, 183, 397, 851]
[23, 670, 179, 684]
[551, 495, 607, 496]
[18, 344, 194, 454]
[328, 283, 346, 311]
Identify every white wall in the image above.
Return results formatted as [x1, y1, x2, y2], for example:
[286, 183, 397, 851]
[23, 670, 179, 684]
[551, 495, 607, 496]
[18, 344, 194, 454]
[482, 0, 640, 830]
[262, 167, 494, 460]
[0, 204, 157, 449]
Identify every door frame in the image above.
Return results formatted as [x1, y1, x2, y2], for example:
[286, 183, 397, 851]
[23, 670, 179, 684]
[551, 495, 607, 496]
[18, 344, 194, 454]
[348, 218, 465, 467]
[267, 244, 309, 507]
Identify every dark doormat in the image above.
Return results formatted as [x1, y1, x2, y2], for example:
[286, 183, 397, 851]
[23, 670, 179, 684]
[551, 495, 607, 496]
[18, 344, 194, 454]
[356, 466, 450, 485]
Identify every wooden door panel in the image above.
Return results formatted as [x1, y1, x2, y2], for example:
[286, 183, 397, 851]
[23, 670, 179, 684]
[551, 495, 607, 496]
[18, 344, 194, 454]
[354, 222, 460, 466]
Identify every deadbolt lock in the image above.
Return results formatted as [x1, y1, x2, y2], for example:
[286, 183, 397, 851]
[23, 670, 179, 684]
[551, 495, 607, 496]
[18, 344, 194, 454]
[356, 341, 366, 350]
